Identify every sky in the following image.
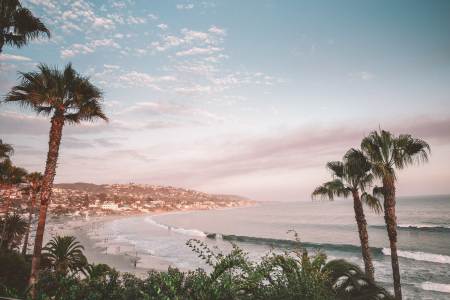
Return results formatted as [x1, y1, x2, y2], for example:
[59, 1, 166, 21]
[1, 0, 450, 201]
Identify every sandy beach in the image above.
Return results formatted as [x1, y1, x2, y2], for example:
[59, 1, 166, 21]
[43, 214, 172, 276]
[36, 203, 255, 276]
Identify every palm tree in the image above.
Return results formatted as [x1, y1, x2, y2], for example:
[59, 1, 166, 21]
[42, 235, 87, 276]
[324, 259, 393, 299]
[85, 263, 113, 280]
[0, 139, 14, 160]
[0, 213, 27, 250]
[0, 159, 26, 248]
[3, 63, 108, 298]
[312, 149, 382, 281]
[22, 172, 42, 256]
[361, 129, 430, 300]
[0, 0, 50, 53]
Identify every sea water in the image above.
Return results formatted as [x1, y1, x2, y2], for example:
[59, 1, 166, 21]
[100, 195, 450, 300]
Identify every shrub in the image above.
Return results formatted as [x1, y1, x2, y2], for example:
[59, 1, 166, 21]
[0, 250, 31, 297]
[1, 235, 392, 300]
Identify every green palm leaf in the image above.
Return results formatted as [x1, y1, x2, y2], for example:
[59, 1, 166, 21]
[0, 0, 50, 52]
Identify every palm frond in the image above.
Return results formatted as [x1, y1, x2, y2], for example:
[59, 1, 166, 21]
[0, 159, 27, 185]
[0, 139, 14, 160]
[0, 214, 27, 250]
[326, 161, 344, 178]
[372, 186, 385, 198]
[4, 63, 108, 125]
[361, 192, 383, 214]
[362, 129, 431, 182]
[1, 0, 50, 51]
[42, 235, 87, 275]
[324, 259, 393, 299]
[394, 134, 431, 169]
[312, 179, 349, 200]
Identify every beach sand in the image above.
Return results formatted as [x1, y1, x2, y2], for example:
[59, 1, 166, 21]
[42, 214, 172, 276]
[37, 205, 255, 276]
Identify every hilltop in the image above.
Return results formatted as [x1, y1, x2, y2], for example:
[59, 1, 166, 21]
[46, 182, 255, 217]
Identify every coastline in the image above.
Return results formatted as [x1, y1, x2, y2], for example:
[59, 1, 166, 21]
[71, 216, 170, 275]
[44, 203, 256, 275]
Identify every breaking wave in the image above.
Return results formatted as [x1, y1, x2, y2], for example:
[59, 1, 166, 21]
[144, 217, 206, 237]
[421, 282, 450, 293]
[206, 233, 383, 255]
[371, 224, 450, 233]
[382, 248, 450, 264]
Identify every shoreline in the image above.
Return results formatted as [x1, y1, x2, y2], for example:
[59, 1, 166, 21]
[45, 203, 256, 275]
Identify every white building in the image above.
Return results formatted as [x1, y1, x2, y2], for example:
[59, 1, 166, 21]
[101, 202, 119, 210]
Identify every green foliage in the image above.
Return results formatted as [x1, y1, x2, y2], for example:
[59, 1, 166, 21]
[324, 259, 392, 300]
[0, 0, 50, 52]
[42, 236, 88, 276]
[0, 214, 27, 250]
[312, 149, 382, 214]
[0, 249, 30, 297]
[4, 63, 108, 124]
[0, 159, 27, 186]
[361, 129, 430, 181]
[0, 139, 14, 160]
[25, 235, 392, 300]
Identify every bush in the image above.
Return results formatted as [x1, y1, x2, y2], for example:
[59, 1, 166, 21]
[0, 250, 31, 297]
[31, 239, 391, 300]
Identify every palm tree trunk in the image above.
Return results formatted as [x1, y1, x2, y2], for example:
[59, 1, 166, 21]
[29, 115, 64, 299]
[383, 176, 402, 300]
[22, 190, 37, 256]
[352, 190, 375, 281]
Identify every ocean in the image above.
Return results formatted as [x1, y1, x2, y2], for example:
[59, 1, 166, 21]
[98, 195, 450, 299]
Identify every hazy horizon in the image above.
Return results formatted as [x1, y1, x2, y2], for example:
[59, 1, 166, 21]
[1, 0, 450, 201]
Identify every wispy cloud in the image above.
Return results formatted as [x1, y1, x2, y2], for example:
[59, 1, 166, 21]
[150, 26, 225, 53]
[176, 46, 222, 56]
[61, 39, 121, 58]
[349, 71, 375, 81]
[176, 3, 194, 10]
[118, 71, 176, 90]
[121, 101, 223, 123]
[0, 54, 32, 61]
[0, 111, 127, 136]
[129, 115, 450, 191]
[157, 23, 168, 30]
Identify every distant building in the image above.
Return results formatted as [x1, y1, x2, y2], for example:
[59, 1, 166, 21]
[101, 202, 119, 210]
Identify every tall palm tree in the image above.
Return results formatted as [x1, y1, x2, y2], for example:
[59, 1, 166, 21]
[0, 0, 50, 53]
[0, 213, 27, 250]
[361, 129, 430, 300]
[4, 63, 108, 298]
[0, 159, 26, 248]
[22, 171, 42, 256]
[312, 149, 382, 281]
[42, 235, 87, 276]
[0, 139, 14, 160]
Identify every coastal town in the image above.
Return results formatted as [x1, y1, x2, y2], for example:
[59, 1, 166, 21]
[0, 183, 255, 219]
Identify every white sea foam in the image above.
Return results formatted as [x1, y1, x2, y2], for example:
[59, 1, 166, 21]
[421, 282, 450, 293]
[398, 223, 450, 229]
[144, 217, 171, 230]
[382, 248, 450, 264]
[144, 217, 206, 237]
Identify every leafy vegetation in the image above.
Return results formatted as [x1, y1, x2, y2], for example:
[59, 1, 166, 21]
[41, 236, 88, 276]
[0, 233, 392, 300]
[0, 0, 50, 53]
[0, 214, 27, 251]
